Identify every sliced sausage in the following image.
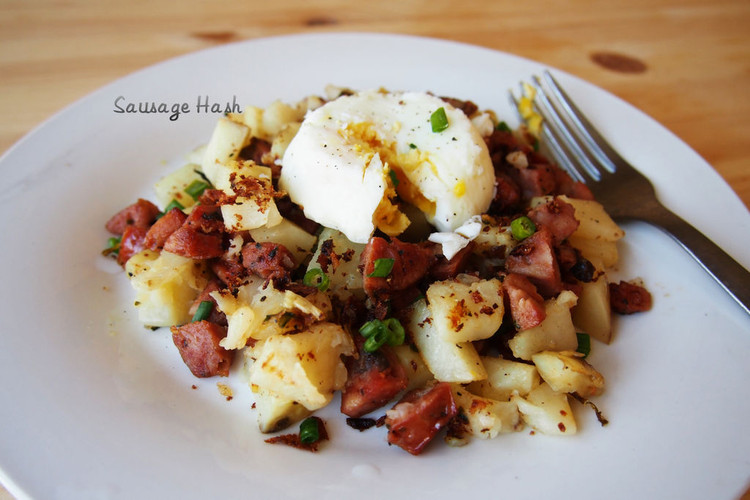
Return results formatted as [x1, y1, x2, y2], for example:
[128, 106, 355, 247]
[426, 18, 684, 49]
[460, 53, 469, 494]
[385, 382, 458, 455]
[241, 241, 296, 284]
[171, 320, 233, 378]
[505, 227, 562, 297]
[609, 280, 652, 314]
[143, 208, 187, 250]
[341, 339, 408, 418]
[105, 198, 160, 235]
[361, 237, 435, 297]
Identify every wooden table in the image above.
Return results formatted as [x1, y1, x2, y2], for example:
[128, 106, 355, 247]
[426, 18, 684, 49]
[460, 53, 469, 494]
[0, 1, 748, 498]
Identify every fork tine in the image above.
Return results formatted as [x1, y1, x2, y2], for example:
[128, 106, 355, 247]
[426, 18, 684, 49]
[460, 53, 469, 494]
[540, 71, 620, 173]
[538, 124, 588, 183]
[529, 76, 603, 182]
[509, 86, 588, 184]
[516, 72, 750, 316]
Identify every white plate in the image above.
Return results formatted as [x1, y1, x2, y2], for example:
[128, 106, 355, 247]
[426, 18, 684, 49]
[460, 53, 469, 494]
[1, 33, 748, 500]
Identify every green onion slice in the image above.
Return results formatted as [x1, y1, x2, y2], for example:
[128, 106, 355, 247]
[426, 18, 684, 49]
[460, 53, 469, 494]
[363, 327, 390, 353]
[303, 268, 330, 291]
[388, 169, 400, 187]
[161, 199, 185, 217]
[358, 320, 381, 338]
[299, 417, 320, 444]
[430, 107, 449, 132]
[367, 258, 395, 278]
[191, 301, 214, 322]
[576, 333, 591, 358]
[193, 168, 211, 184]
[102, 236, 122, 257]
[510, 215, 536, 241]
[384, 317, 405, 346]
[359, 318, 405, 352]
[185, 179, 210, 200]
[495, 121, 512, 132]
[278, 312, 294, 328]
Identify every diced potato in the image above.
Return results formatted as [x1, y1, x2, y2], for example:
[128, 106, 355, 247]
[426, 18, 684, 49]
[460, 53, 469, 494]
[262, 100, 305, 139]
[426, 276, 504, 343]
[241, 100, 305, 142]
[391, 343, 434, 391]
[508, 290, 579, 360]
[221, 195, 283, 232]
[512, 382, 577, 435]
[211, 162, 283, 232]
[571, 270, 612, 344]
[247, 322, 355, 411]
[568, 235, 619, 269]
[531, 351, 605, 397]
[251, 386, 311, 433]
[269, 122, 301, 164]
[249, 218, 317, 266]
[468, 356, 540, 401]
[211, 279, 264, 348]
[294, 94, 325, 115]
[559, 195, 624, 242]
[306, 228, 367, 298]
[471, 217, 518, 259]
[153, 162, 205, 210]
[529, 195, 621, 267]
[201, 117, 251, 186]
[209, 159, 266, 193]
[125, 249, 210, 327]
[225, 233, 244, 260]
[407, 299, 487, 383]
[451, 385, 522, 439]
[240, 106, 262, 136]
[223, 304, 258, 348]
[212, 279, 325, 349]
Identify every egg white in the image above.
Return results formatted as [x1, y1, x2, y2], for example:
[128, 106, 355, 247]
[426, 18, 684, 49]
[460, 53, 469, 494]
[279, 89, 495, 244]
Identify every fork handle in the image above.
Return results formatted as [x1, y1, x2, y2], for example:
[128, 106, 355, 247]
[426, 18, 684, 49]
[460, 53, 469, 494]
[648, 206, 750, 315]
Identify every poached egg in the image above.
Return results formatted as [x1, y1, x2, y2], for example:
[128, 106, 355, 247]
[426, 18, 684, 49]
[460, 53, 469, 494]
[279, 89, 495, 244]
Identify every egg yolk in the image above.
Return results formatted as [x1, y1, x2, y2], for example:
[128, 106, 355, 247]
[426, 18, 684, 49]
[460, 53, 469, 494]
[340, 122, 440, 237]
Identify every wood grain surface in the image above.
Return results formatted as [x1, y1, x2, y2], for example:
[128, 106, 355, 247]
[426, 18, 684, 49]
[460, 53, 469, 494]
[0, 0, 748, 498]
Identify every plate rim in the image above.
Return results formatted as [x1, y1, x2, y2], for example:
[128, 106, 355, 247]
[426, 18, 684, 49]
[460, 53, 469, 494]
[1, 31, 748, 500]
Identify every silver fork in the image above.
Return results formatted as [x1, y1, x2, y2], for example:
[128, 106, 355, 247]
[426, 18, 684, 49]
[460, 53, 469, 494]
[512, 70, 750, 315]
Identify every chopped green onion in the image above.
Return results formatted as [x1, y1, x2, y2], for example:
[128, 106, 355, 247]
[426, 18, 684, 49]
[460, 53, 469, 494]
[576, 333, 591, 358]
[185, 179, 210, 200]
[102, 236, 122, 257]
[510, 215, 536, 241]
[388, 169, 400, 187]
[162, 198, 185, 216]
[359, 317, 405, 352]
[193, 168, 211, 184]
[409, 143, 418, 149]
[303, 268, 330, 291]
[299, 417, 320, 444]
[384, 317, 405, 346]
[363, 327, 390, 353]
[368, 258, 395, 278]
[278, 312, 294, 328]
[192, 301, 214, 322]
[495, 121, 512, 132]
[359, 319, 381, 338]
[430, 107, 449, 132]
[358, 320, 381, 338]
